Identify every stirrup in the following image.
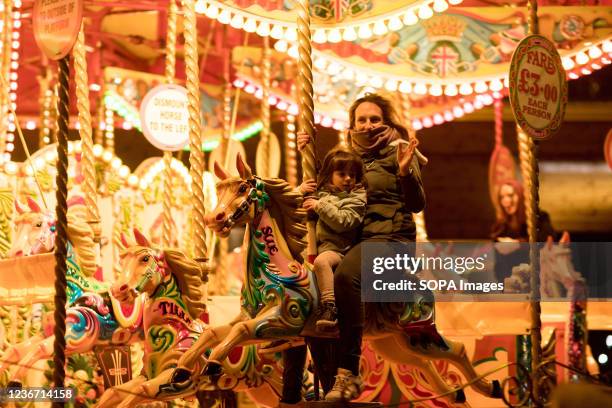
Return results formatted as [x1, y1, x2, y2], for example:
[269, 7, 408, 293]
[156, 368, 193, 397]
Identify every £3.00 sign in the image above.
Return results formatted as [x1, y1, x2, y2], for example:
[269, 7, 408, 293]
[509, 35, 568, 140]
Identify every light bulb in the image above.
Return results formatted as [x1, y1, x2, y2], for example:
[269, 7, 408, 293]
[358, 25, 372, 39]
[373, 21, 388, 36]
[230, 14, 244, 29]
[444, 84, 458, 96]
[402, 11, 418, 26]
[388, 17, 403, 31]
[433, 0, 449, 13]
[342, 27, 357, 41]
[217, 9, 231, 24]
[327, 29, 341, 43]
[256, 22, 270, 37]
[588, 46, 602, 59]
[270, 25, 284, 39]
[399, 81, 412, 93]
[459, 83, 473, 95]
[429, 84, 442, 96]
[575, 52, 589, 65]
[313, 29, 327, 43]
[562, 57, 575, 70]
[418, 5, 433, 20]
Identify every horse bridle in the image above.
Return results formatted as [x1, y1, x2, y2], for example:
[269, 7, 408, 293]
[135, 250, 169, 293]
[222, 177, 266, 231]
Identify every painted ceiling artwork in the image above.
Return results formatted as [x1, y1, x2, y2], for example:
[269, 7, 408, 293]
[103, 68, 262, 143]
[233, 45, 505, 129]
[307, 7, 611, 86]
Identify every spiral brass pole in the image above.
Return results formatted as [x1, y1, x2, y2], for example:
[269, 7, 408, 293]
[52, 56, 70, 403]
[214, 38, 233, 295]
[183, 0, 206, 262]
[259, 35, 271, 178]
[523, 1, 543, 402]
[74, 24, 101, 242]
[400, 92, 428, 242]
[518, 122, 543, 401]
[296, 0, 317, 260]
[162, 0, 178, 248]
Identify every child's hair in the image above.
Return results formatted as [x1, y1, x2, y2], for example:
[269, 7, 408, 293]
[317, 146, 365, 190]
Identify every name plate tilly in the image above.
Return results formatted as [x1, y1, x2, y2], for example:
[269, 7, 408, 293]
[509, 35, 568, 140]
[33, 0, 83, 60]
[140, 84, 190, 151]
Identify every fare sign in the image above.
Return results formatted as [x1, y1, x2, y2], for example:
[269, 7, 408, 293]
[509, 35, 568, 140]
[33, 0, 83, 60]
[140, 84, 190, 152]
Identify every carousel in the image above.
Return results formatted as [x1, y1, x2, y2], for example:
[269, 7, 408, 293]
[0, 0, 610, 407]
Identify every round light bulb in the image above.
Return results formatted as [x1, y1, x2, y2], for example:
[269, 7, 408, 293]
[256, 22, 270, 37]
[358, 25, 372, 39]
[342, 27, 357, 41]
[444, 84, 458, 96]
[402, 11, 418, 26]
[217, 9, 231, 24]
[588, 46, 603, 59]
[562, 57, 575, 70]
[327, 29, 342, 43]
[429, 84, 442, 96]
[433, 0, 449, 13]
[418, 5, 434, 20]
[270, 25, 284, 39]
[230, 14, 244, 29]
[388, 17, 403, 31]
[575, 52, 589, 65]
[399, 81, 412, 93]
[373, 21, 388, 36]
[313, 29, 327, 44]
[459, 83, 473, 95]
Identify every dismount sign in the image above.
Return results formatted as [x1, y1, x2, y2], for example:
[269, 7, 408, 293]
[33, 0, 83, 60]
[509, 35, 568, 140]
[140, 84, 190, 152]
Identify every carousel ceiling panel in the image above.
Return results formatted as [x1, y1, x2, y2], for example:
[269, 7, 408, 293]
[304, 7, 612, 87]
[103, 67, 261, 142]
[100, 11, 166, 60]
[232, 45, 503, 129]
[199, 0, 457, 44]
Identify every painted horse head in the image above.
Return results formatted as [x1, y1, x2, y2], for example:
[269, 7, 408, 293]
[8, 197, 98, 278]
[206, 154, 306, 259]
[111, 229, 207, 321]
[8, 197, 56, 257]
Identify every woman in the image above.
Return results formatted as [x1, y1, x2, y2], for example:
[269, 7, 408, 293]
[297, 93, 425, 401]
[491, 179, 555, 283]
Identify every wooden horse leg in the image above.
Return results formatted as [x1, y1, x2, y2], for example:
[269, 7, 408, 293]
[177, 323, 235, 370]
[369, 336, 463, 404]
[206, 306, 282, 369]
[115, 369, 180, 408]
[95, 375, 148, 408]
[0, 334, 45, 374]
[434, 337, 500, 398]
[10, 336, 54, 382]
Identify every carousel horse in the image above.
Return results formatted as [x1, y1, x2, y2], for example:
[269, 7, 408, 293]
[157, 155, 501, 403]
[96, 230, 282, 408]
[0, 198, 139, 383]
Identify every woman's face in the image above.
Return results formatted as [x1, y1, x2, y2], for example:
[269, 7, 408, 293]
[354, 102, 383, 131]
[499, 184, 519, 216]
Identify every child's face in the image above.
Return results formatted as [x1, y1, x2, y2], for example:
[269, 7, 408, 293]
[331, 169, 356, 192]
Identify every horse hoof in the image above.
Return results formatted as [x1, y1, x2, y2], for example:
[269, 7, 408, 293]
[171, 367, 193, 384]
[455, 388, 466, 403]
[202, 361, 223, 377]
[156, 379, 193, 398]
[491, 380, 503, 398]
[7, 380, 22, 388]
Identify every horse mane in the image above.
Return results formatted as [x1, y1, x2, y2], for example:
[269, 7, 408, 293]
[163, 248, 207, 319]
[66, 204, 97, 277]
[261, 178, 306, 263]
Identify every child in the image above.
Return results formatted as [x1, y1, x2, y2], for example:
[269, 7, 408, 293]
[301, 146, 366, 330]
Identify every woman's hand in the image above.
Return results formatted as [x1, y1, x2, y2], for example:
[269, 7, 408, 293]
[296, 132, 311, 152]
[302, 197, 319, 211]
[299, 179, 317, 194]
[397, 138, 419, 176]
